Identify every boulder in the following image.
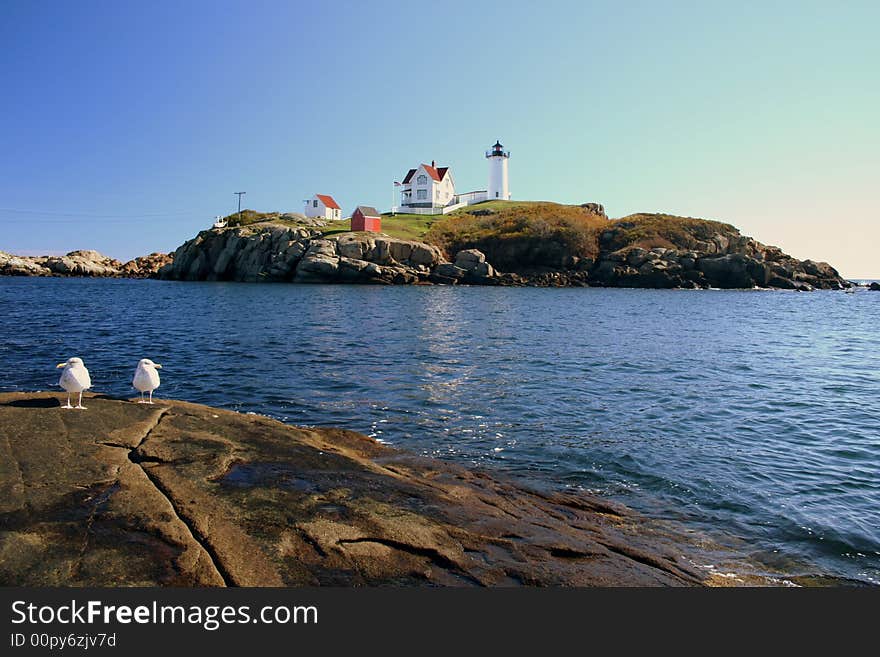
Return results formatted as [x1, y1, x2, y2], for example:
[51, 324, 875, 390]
[454, 249, 487, 270]
[435, 263, 467, 279]
[409, 242, 442, 267]
[697, 254, 759, 289]
[579, 202, 607, 219]
[294, 240, 340, 282]
[869, 282, 880, 291]
[767, 275, 797, 290]
[337, 234, 372, 260]
[44, 250, 122, 277]
[120, 253, 173, 279]
[0, 252, 50, 276]
[626, 248, 649, 267]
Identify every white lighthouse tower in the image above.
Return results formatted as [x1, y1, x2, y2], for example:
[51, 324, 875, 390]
[486, 140, 510, 201]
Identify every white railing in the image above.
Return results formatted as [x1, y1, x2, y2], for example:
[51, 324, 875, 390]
[391, 192, 493, 215]
[390, 206, 442, 215]
[454, 191, 488, 205]
[442, 201, 467, 213]
[391, 202, 467, 216]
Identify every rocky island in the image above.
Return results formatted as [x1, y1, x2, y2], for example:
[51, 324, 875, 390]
[0, 249, 171, 279]
[0, 392, 720, 586]
[1, 202, 852, 289]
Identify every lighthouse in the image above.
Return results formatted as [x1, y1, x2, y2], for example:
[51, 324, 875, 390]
[486, 140, 510, 201]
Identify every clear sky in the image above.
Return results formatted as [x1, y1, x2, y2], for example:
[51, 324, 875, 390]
[1, 1, 877, 277]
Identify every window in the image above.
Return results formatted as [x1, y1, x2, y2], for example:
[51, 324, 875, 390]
[417, 189, 427, 200]
[417, 175, 427, 185]
[313, 200, 318, 208]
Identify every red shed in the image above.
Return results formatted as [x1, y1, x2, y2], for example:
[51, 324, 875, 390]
[351, 205, 382, 232]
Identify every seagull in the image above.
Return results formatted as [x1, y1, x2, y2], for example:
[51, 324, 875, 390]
[56, 357, 92, 409]
[132, 358, 162, 404]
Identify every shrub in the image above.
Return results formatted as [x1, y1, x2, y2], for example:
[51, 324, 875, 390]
[425, 203, 608, 262]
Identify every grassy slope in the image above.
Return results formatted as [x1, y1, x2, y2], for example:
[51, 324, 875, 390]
[322, 213, 437, 241]
[321, 201, 546, 241]
[426, 201, 609, 260]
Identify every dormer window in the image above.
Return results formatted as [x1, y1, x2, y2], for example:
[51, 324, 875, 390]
[417, 175, 427, 185]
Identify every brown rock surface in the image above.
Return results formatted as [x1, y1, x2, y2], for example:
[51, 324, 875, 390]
[119, 252, 174, 278]
[0, 392, 708, 586]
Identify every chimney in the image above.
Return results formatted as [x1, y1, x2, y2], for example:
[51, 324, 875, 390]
[431, 160, 435, 168]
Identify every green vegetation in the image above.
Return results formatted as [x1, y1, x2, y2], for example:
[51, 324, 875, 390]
[426, 202, 609, 260]
[320, 218, 352, 238]
[322, 201, 547, 241]
[228, 203, 736, 268]
[223, 209, 306, 229]
[449, 199, 546, 214]
[606, 213, 737, 252]
[321, 213, 438, 241]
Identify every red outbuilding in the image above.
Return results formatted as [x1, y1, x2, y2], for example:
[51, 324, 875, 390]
[351, 205, 382, 232]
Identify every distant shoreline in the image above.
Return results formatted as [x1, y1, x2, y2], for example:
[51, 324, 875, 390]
[0, 203, 860, 290]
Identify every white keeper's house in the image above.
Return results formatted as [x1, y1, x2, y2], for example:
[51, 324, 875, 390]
[398, 162, 456, 210]
[304, 194, 342, 220]
[394, 140, 511, 215]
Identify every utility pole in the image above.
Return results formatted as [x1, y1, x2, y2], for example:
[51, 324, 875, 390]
[234, 191, 246, 225]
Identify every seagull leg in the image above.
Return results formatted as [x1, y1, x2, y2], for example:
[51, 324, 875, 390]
[62, 393, 73, 409]
[75, 390, 87, 410]
[147, 390, 154, 405]
[138, 391, 145, 404]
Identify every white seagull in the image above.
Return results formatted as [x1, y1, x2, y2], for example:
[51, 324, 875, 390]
[132, 358, 162, 404]
[56, 357, 92, 409]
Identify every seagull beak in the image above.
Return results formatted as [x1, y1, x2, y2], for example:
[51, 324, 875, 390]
[154, 364, 163, 369]
[56, 363, 66, 368]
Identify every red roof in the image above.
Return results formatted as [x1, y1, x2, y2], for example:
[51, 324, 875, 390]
[402, 164, 449, 184]
[315, 194, 340, 210]
[422, 164, 441, 181]
[354, 205, 381, 218]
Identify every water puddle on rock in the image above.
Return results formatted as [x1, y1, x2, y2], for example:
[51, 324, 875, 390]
[220, 462, 322, 493]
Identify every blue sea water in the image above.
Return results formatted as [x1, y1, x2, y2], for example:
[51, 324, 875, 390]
[1, 277, 878, 584]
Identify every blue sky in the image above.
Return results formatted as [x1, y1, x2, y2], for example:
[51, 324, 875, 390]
[1, 1, 877, 276]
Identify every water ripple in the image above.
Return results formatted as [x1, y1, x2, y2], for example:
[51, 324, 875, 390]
[0, 278, 878, 583]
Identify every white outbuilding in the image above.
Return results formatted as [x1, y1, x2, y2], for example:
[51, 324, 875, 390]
[304, 194, 342, 220]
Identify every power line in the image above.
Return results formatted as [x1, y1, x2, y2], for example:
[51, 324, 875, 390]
[234, 192, 246, 224]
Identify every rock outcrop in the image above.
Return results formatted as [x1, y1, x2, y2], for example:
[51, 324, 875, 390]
[580, 202, 607, 219]
[159, 225, 459, 285]
[586, 224, 849, 290]
[119, 252, 173, 278]
[0, 392, 709, 586]
[159, 224, 318, 282]
[437, 211, 849, 290]
[0, 249, 171, 279]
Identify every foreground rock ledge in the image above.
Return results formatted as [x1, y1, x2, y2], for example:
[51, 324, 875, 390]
[0, 392, 706, 586]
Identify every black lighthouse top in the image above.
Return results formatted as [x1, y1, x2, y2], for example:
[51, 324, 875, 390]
[486, 140, 510, 158]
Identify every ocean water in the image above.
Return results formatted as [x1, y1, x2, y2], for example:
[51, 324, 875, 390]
[1, 277, 878, 584]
